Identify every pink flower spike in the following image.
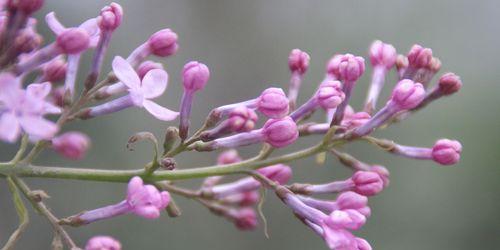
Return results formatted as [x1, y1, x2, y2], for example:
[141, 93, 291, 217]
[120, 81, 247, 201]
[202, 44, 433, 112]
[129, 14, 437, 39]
[52, 131, 91, 160]
[351, 171, 384, 196]
[126, 176, 170, 219]
[257, 87, 290, 119]
[262, 116, 298, 148]
[369, 40, 397, 70]
[432, 139, 462, 165]
[148, 29, 179, 57]
[98, 2, 123, 31]
[85, 236, 122, 250]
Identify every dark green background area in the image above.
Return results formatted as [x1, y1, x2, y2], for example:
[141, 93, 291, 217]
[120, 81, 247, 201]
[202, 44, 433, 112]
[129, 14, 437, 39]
[1, 0, 499, 249]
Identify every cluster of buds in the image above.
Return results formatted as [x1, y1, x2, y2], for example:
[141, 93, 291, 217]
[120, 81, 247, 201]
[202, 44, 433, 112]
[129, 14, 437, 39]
[0, 1, 464, 250]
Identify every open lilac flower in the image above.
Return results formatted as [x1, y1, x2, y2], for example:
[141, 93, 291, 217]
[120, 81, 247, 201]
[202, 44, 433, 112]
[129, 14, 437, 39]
[80, 56, 179, 121]
[0, 73, 60, 142]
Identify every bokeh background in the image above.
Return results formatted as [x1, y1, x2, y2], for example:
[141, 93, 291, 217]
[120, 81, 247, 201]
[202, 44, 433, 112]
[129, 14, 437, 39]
[1, 0, 499, 249]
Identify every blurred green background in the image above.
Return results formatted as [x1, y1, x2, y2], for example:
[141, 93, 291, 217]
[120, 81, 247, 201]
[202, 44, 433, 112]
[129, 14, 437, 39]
[1, 0, 499, 249]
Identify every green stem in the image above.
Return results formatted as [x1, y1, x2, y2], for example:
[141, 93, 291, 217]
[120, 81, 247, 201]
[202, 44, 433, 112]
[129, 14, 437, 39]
[1, 141, 336, 183]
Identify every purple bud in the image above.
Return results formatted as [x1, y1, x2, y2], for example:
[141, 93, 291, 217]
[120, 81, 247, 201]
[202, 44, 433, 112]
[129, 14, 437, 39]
[216, 149, 242, 164]
[137, 60, 164, 80]
[257, 164, 292, 185]
[317, 80, 345, 110]
[148, 29, 179, 57]
[52, 131, 91, 160]
[42, 57, 67, 82]
[389, 79, 425, 110]
[351, 171, 384, 196]
[369, 40, 397, 70]
[431, 139, 462, 165]
[438, 72, 462, 95]
[335, 192, 368, 211]
[8, 0, 44, 14]
[341, 111, 371, 130]
[85, 236, 121, 250]
[407, 44, 433, 69]
[232, 208, 258, 231]
[370, 165, 390, 188]
[257, 88, 290, 119]
[288, 48, 310, 74]
[262, 116, 298, 148]
[126, 176, 170, 219]
[329, 54, 365, 82]
[14, 28, 42, 53]
[182, 61, 210, 91]
[98, 2, 123, 31]
[227, 106, 258, 132]
[56, 28, 90, 54]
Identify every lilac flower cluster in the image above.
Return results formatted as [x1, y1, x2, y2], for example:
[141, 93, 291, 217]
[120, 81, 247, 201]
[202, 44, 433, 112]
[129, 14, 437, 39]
[0, 1, 463, 250]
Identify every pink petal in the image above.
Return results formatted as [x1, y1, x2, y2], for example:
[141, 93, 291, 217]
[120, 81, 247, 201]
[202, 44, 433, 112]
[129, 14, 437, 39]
[0, 73, 22, 107]
[43, 102, 62, 115]
[45, 12, 66, 35]
[27, 82, 52, 99]
[134, 206, 160, 219]
[141, 69, 168, 99]
[79, 18, 100, 47]
[112, 56, 140, 90]
[142, 100, 179, 121]
[159, 192, 171, 209]
[127, 176, 143, 199]
[19, 116, 59, 140]
[0, 112, 21, 143]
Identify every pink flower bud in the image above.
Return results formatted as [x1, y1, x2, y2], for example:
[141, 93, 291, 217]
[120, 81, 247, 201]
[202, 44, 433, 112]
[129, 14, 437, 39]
[438, 72, 462, 95]
[42, 57, 67, 82]
[52, 131, 91, 160]
[328, 54, 365, 82]
[182, 61, 210, 91]
[369, 40, 397, 70]
[228, 106, 258, 132]
[370, 165, 390, 187]
[407, 44, 433, 68]
[56, 28, 90, 54]
[355, 238, 372, 250]
[232, 208, 258, 230]
[389, 79, 425, 110]
[317, 80, 345, 109]
[14, 28, 42, 53]
[341, 111, 371, 130]
[217, 149, 242, 165]
[262, 116, 298, 148]
[257, 164, 292, 185]
[288, 48, 310, 74]
[351, 171, 384, 196]
[85, 236, 121, 250]
[126, 176, 170, 219]
[98, 2, 123, 31]
[335, 192, 368, 212]
[8, 0, 44, 14]
[431, 139, 462, 165]
[257, 87, 290, 119]
[325, 209, 366, 230]
[148, 29, 179, 57]
[137, 60, 164, 80]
